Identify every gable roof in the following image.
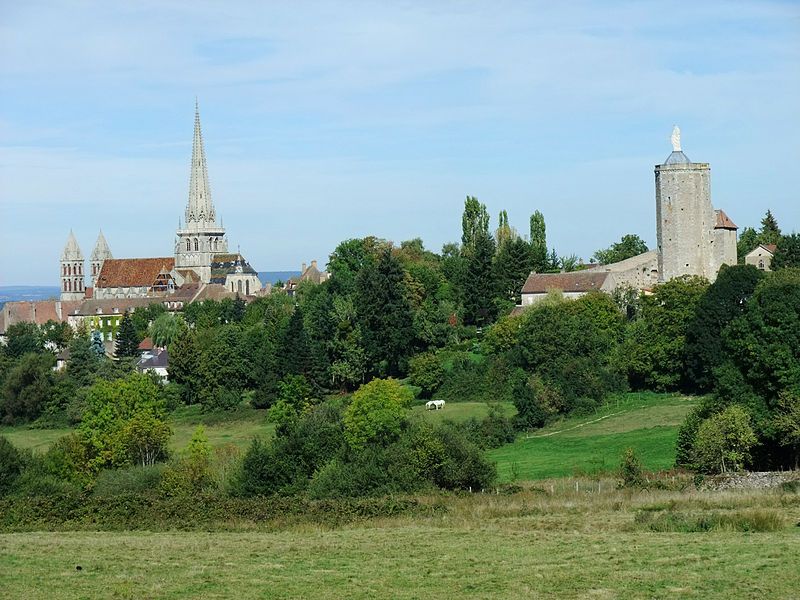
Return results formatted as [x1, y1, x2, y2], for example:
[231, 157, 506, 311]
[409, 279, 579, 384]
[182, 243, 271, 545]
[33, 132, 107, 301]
[521, 271, 611, 295]
[714, 209, 738, 230]
[95, 258, 175, 288]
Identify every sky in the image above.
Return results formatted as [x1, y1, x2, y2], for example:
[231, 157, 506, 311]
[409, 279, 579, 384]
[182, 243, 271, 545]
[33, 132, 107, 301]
[1, 1, 798, 285]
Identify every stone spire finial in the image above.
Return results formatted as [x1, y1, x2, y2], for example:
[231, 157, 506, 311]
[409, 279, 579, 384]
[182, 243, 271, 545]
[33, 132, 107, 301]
[185, 100, 216, 228]
[61, 230, 83, 260]
[90, 229, 113, 261]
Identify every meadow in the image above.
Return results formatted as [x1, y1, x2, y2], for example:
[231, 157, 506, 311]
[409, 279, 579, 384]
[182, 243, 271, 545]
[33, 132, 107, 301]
[1, 482, 798, 599]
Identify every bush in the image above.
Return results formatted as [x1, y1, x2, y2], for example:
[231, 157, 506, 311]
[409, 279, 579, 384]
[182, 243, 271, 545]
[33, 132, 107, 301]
[436, 355, 514, 404]
[619, 447, 644, 488]
[635, 509, 784, 533]
[0, 436, 23, 496]
[93, 464, 166, 497]
[463, 404, 516, 449]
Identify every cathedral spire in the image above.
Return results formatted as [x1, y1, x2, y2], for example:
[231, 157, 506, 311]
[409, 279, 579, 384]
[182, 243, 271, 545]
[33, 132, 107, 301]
[90, 229, 112, 262]
[61, 229, 83, 260]
[186, 100, 216, 227]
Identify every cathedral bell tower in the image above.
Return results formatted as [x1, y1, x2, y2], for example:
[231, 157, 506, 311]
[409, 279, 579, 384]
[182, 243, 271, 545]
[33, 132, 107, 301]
[90, 229, 113, 288]
[174, 101, 228, 283]
[60, 230, 86, 301]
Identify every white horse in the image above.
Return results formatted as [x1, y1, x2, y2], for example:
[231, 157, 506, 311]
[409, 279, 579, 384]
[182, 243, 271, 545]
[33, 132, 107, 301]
[425, 400, 445, 410]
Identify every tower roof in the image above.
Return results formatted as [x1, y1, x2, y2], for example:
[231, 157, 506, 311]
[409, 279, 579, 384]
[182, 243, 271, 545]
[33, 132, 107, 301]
[90, 229, 113, 261]
[185, 100, 217, 227]
[61, 230, 83, 261]
[664, 150, 691, 165]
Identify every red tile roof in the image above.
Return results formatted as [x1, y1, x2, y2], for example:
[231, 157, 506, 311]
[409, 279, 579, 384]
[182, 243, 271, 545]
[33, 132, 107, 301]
[762, 244, 777, 254]
[95, 258, 175, 288]
[714, 210, 738, 230]
[521, 271, 610, 295]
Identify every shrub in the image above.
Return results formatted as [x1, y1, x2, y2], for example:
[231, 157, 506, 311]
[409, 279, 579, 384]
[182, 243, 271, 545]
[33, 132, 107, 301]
[344, 378, 412, 449]
[635, 509, 784, 533]
[93, 464, 166, 497]
[693, 405, 757, 473]
[0, 436, 23, 496]
[435, 356, 514, 405]
[619, 447, 644, 488]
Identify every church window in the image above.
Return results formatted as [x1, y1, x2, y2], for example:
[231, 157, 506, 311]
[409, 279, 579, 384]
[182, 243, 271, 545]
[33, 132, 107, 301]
[67, 280, 71, 292]
[237, 280, 243, 293]
[194, 238, 199, 251]
[758, 260, 765, 270]
[246, 280, 250, 295]
[186, 239, 191, 251]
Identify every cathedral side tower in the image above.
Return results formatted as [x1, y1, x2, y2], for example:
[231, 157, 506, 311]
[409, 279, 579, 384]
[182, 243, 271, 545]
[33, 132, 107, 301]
[655, 127, 715, 282]
[60, 230, 86, 301]
[90, 229, 113, 288]
[174, 101, 228, 283]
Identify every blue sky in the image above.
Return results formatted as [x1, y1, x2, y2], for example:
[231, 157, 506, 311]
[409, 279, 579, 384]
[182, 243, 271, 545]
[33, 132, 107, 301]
[1, 1, 798, 285]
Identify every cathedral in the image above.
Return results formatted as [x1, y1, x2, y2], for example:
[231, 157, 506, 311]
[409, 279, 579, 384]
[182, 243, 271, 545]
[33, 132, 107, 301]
[59, 103, 263, 302]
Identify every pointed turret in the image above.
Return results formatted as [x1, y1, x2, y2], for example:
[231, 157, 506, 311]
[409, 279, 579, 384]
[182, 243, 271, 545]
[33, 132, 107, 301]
[60, 230, 86, 301]
[90, 230, 113, 288]
[61, 230, 83, 261]
[185, 100, 216, 227]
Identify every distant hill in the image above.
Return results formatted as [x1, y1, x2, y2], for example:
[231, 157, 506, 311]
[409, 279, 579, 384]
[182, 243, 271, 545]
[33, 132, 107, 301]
[0, 286, 61, 310]
[258, 271, 299, 285]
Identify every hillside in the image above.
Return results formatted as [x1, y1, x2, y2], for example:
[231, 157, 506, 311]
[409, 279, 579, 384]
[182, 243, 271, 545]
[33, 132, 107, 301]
[488, 392, 698, 481]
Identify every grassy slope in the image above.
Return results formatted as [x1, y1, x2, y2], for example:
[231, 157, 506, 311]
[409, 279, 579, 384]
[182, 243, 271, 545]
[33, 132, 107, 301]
[0, 405, 275, 454]
[1, 485, 798, 599]
[410, 400, 515, 423]
[488, 392, 698, 481]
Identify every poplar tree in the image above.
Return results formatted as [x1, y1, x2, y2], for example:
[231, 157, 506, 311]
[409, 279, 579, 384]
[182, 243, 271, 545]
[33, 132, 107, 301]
[529, 210, 548, 272]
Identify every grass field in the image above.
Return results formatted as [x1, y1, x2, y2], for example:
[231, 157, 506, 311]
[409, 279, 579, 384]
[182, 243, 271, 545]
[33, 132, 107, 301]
[488, 393, 698, 481]
[0, 405, 276, 454]
[410, 400, 515, 423]
[1, 483, 798, 599]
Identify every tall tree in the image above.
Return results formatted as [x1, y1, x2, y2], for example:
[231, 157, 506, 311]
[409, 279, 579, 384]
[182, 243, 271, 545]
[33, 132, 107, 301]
[355, 248, 414, 375]
[461, 196, 490, 257]
[4, 322, 43, 358]
[67, 334, 100, 387]
[494, 210, 517, 247]
[529, 210, 548, 272]
[759, 209, 782, 246]
[168, 330, 201, 405]
[493, 237, 534, 310]
[463, 230, 497, 326]
[114, 312, 141, 358]
[737, 226, 759, 263]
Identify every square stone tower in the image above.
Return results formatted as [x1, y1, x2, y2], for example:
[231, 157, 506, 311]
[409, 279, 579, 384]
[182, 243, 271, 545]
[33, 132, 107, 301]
[655, 127, 736, 283]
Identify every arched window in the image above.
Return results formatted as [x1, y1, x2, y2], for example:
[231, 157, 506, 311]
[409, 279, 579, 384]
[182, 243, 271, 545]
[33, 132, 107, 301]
[246, 280, 250, 295]
[186, 239, 191, 251]
[758, 259, 765, 270]
[67, 279, 71, 292]
[194, 238, 199, 251]
[237, 280, 243, 293]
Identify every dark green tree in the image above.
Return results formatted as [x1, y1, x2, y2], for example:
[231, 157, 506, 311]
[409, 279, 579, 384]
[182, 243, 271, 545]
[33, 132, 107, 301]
[67, 334, 100, 387]
[759, 209, 782, 246]
[4, 322, 43, 358]
[684, 265, 764, 392]
[463, 229, 497, 325]
[737, 227, 759, 263]
[114, 311, 141, 358]
[1, 352, 55, 423]
[41, 320, 73, 350]
[167, 330, 202, 405]
[493, 236, 534, 309]
[529, 210, 548, 272]
[355, 248, 414, 375]
[461, 196, 490, 258]
[593, 234, 649, 265]
[772, 234, 800, 270]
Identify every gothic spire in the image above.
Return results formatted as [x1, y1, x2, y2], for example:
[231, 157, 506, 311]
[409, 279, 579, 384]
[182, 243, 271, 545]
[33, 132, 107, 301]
[90, 229, 113, 261]
[61, 230, 83, 261]
[185, 100, 216, 227]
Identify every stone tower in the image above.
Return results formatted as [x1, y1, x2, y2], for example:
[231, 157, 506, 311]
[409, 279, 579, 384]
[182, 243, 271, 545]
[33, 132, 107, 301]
[60, 230, 85, 301]
[174, 101, 228, 283]
[655, 127, 736, 283]
[90, 229, 113, 288]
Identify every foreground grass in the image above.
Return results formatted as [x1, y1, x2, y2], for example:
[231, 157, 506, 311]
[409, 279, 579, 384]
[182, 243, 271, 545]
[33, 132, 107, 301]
[1, 483, 798, 599]
[488, 393, 698, 481]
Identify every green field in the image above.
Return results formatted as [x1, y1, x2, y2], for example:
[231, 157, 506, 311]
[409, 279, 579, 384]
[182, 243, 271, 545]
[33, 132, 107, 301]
[488, 393, 698, 481]
[0, 405, 276, 454]
[1, 484, 798, 599]
[410, 400, 515, 423]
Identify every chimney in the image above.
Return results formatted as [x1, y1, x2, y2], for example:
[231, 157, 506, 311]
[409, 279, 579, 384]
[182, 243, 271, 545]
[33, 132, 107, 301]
[311, 260, 317, 269]
[301, 262, 307, 272]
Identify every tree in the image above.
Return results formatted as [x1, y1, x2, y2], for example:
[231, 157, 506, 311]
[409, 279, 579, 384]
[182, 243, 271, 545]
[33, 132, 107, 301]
[529, 210, 548, 272]
[344, 378, 413, 449]
[355, 248, 414, 375]
[79, 372, 169, 471]
[267, 374, 316, 431]
[461, 196, 490, 258]
[463, 227, 496, 325]
[121, 411, 172, 467]
[0, 436, 23, 495]
[90, 330, 106, 358]
[168, 330, 201, 405]
[759, 209, 782, 246]
[772, 234, 800, 270]
[115, 311, 140, 358]
[617, 276, 709, 391]
[1, 352, 55, 423]
[4, 322, 43, 358]
[494, 210, 517, 247]
[737, 227, 759, 263]
[408, 353, 445, 398]
[66, 333, 100, 387]
[149, 312, 186, 348]
[593, 234, 649, 265]
[684, 265, 764, 392]
[493, 237, 534, 309]
[693, 405, 757, 473]
[41, 320, 73, 350]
